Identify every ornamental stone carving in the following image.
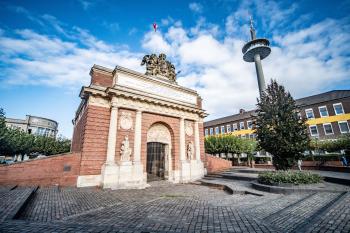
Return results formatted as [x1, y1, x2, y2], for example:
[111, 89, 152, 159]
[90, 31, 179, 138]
[119, 112, 133, 130]
[147, 123, 171, 144]
[187, 141, 194, 160]
[141, 53, 176, 82]
[120, 135, 132, 162]
[185, 121, 193, 136]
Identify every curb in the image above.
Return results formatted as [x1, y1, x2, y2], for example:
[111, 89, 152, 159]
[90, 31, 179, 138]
[251, 182, 343, 194]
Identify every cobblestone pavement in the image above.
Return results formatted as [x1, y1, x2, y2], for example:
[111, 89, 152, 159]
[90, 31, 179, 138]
[0, 180, 349, 233]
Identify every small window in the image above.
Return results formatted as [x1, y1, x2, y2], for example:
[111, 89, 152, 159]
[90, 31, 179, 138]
[247, 121, 253, 129]
[305, 109, 315, 119]
[249, 134, 254, 139]
[205, 129, 208, 136]
[226, 125, 231, 133]
[338, 121, 350, 133]
[241, 135, 246, 138]
[209, 128, 213, 135]
[239, 122, 245, 130]
[318, 106, 328, 117]
[232, 123, 238, 131]
[333, 103, 344, 115]
[309, 125, 318, 136]
[215, 127, 219, 135]
[323, 123, 333, 135]
[221, 126, 225, 134]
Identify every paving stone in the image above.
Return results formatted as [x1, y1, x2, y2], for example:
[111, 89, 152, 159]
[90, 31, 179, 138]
[0, 180, 349, 232]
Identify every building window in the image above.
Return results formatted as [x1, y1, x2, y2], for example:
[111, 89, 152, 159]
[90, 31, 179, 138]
[205, 129, 208, 136]
[241, 134, 246, 138]
[333, 103, 344, 115]
[221, 126, 225, 134]
[210, 128, 213, 135]
[215, 127, 219, 135]
[305, 109, 315, 119]
[227, 125, 231, 133]
[309, 125, 318, 136]
[240, 122, 245, 130]
[338, 121, 350, 133]
[249, 134, 255, 139]
[318, 106, 328, 117]
[232, 123, 238, 131]
[323, 123, 333, 135]
[247, 121, 253, 129]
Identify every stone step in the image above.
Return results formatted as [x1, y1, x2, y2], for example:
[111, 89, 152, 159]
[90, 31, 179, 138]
[0, 186, 38, 222]
[265, 192, 340, 233]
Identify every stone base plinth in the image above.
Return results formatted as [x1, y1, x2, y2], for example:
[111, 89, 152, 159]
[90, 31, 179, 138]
[100, 162, 148, 190]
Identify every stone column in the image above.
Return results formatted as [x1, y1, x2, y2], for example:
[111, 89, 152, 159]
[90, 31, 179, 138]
[106, 102, 118, 164]
[133, 110, 142, 164]
[194, 120, 201, 161]
[179, 117, 186, 161]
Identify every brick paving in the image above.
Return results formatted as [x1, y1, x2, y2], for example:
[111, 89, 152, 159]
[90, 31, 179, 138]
[0, 180, 349, 232]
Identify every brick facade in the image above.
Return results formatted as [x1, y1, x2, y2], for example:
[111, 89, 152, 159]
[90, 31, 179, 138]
[206, 154, 232, 173]
[79, 105, 110, 175]
[0, 152, 81, 186]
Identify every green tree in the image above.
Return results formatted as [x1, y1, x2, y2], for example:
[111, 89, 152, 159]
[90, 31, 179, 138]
[255, 80, 309, 170]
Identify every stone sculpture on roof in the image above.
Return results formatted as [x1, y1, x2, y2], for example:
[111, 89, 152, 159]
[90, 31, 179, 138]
[141, 53, 176, 82]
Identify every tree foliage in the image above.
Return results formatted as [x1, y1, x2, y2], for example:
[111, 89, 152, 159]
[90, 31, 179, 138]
[255, 80, 309, 170]
[204, 134, 257, 157]
[0, 107, 71, 159]
[309, 135, 350, 153]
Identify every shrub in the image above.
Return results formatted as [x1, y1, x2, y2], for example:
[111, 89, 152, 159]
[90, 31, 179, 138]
[258, 170, 322, 185]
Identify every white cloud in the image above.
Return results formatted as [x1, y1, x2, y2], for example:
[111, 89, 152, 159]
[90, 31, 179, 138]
[142, 31, 172, 54]
[189, 2, 203, 13]
[0, 29, 143, 87]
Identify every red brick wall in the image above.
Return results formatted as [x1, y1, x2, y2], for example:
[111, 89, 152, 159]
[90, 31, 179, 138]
[141, 113, 179, 170]
[0, 152, 81, 187]
[206, 154, 232, 173]
[90, 70, 113, 87]
[79, 104, 110, 175]
[71, 103, 88, 152]
[115, 109, 136, 162]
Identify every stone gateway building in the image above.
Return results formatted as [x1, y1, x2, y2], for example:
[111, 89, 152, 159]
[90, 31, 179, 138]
[71, 58, 207, 189]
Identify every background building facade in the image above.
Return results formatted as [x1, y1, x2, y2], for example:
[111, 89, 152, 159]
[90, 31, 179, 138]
[5, 115, 58, 137]
[204, 90, 350, 140]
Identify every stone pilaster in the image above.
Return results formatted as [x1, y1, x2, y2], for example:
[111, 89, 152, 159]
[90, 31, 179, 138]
[101, 101, 119, 189]
[106, 102, 118, 164]
[194, 120, 201, 161]
[179, 117, 186, 161]
[133, 110, 142, 164]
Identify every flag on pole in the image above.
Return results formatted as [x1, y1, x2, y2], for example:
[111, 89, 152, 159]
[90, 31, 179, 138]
[153, 22, 157, 32]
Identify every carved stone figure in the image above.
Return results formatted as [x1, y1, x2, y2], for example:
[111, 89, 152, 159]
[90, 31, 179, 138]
[187, 141, 194, 160]
[120, 135, 132, 162]
[141, 53, 177, 82]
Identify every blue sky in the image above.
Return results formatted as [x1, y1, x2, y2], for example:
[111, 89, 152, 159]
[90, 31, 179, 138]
[0, 0, 349, 138]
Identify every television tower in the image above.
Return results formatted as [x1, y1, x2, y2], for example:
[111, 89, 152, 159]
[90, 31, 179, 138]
[242, 17, 271, 96]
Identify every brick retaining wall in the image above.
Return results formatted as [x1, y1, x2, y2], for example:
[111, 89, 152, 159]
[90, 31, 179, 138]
[0, 152, 82, 186]
[206, 154, 232, 173]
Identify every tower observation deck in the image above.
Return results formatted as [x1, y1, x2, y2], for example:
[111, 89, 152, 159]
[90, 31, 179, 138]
[242, 18, 271, 96]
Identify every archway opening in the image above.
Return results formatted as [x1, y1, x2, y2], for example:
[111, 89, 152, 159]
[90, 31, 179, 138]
[146, 142, 166, 181]
[146, 123, 172, 182]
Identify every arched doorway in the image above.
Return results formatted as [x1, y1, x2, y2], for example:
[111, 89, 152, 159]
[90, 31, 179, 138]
[146, 123, 172, 182]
